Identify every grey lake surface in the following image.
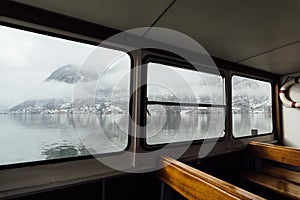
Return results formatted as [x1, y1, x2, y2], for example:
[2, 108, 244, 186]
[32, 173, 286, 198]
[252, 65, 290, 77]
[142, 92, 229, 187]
[0, 112, 272, 165]
[0, 114, 128, 165]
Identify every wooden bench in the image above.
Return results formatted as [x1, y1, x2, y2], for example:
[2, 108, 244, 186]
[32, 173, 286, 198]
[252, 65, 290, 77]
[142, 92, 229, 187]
[158, 156, 264, 200]
[242, 141, 300, 199]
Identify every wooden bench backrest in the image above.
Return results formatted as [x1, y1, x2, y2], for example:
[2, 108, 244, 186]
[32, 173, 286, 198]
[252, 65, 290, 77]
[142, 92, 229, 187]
[248, 141, 300, 167]
[158, 156, 264, 200]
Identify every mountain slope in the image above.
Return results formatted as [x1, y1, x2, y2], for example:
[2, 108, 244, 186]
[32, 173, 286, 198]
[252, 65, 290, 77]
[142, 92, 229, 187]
[45, 64, 98, 84]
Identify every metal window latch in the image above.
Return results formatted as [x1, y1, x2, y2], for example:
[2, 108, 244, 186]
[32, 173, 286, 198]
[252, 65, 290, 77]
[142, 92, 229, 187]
[146, 109, 151, 117]
[145, 97, 151, 117]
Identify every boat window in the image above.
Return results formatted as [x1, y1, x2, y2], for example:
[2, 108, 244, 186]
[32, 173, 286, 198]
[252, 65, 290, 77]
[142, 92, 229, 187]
[0, 25, 130, 166]
[232, 75, 273, 138]
[146, 62, 226, 145]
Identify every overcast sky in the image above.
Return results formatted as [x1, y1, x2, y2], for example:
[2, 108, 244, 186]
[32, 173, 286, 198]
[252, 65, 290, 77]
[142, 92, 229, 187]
[0, 25, 130, 110]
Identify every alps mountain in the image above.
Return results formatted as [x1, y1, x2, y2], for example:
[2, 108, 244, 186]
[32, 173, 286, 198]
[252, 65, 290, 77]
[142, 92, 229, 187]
[45, 64, 98, 84]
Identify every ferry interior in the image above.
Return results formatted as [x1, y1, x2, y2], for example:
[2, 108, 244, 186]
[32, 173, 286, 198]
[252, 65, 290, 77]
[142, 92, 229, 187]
[0, 1, 300, 200]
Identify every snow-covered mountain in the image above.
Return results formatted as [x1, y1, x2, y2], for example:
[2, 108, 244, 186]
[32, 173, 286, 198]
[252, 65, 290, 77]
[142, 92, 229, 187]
[4, 68, 271, 115]
[9, 99, 66, 112]
[45, 64, 98, 84]
[8, 97, 128, 114]
[232, 78, 271, 112]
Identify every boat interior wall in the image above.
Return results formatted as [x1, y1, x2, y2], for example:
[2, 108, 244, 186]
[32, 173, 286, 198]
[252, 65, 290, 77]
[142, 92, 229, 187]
[281, 71, 300, 148]
[0, 1, 300, 199]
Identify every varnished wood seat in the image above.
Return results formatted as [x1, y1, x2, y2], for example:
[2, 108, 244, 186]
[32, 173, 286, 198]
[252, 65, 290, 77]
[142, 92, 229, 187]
[242, 171, 300, 199]
[158, 156, 264, 200]
[241, 141, 300, 200]
[247, 141, 300, 167]
[260, 166, 300, 186]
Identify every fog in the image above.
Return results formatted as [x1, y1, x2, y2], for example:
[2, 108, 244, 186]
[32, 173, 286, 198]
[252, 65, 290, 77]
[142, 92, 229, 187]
[0, 25, 129, 110]
[0, 24, 270, 111]
[147, 63, 224, 104]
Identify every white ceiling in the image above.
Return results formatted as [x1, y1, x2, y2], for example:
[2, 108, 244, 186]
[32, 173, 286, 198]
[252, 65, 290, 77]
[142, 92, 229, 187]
[13, 0, 300, 75]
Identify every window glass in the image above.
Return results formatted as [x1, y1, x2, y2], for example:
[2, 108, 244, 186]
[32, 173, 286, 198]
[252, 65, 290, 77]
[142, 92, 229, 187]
[0, 25, 130, 165]
[147, 63, 224, 104]
[146, 63, 225, 145]
[232, 76, 273, 137]
[146, 105, 225, 145]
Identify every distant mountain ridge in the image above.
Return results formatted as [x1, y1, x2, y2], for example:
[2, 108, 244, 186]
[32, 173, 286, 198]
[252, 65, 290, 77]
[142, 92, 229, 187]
[45, 64, 98, 84]
[8, 98, 128, 114]
[233, 78, 260, 91]
[9, 99, 66, 112]
[3, 67, 271, 114]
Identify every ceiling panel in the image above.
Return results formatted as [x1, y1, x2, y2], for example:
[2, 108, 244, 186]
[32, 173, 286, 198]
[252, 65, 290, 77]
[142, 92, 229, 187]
[11, 0, 300, 74]
[153, 0, 300, 71]
[240, 42, 300, 75]
[14, 0, 172, 31]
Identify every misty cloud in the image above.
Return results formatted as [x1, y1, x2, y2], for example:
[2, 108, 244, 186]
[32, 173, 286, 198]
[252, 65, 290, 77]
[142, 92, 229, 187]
[0, 25, 130, 110]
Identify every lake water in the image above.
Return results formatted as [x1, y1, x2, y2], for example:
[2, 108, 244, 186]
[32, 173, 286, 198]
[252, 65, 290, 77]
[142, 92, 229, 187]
[233, 113, 273, 137]
[0, 114, 128, 165]
[0, 112, 272, 165]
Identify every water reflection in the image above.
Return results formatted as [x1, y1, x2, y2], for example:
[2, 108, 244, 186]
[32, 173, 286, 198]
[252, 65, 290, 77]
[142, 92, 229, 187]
[0, 113, 128, 165]
[233, 113, 272, 137]
[9, 114, 69, 128]
[147, 105, 225, 145]
[0, 111, 272, 165]
[42, 144, 89, 160]
[164, 106, 181, 130]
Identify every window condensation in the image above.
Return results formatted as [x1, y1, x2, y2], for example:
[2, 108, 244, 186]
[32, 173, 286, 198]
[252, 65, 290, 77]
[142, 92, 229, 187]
[0, 25, 130, 166]
[146, 63, 225, 145]
[232, 76, 273, 137]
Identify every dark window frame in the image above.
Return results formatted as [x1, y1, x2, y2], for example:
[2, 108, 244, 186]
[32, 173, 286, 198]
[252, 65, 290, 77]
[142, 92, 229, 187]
[230, 73, 274, 139]
[0, 0, 280, 167]
[0, 22, 134, 170]
[141, 54, 227, 149]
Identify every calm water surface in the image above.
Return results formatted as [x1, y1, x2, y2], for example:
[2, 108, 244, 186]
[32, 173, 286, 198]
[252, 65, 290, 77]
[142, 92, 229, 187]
[0, 112, 272, 165]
